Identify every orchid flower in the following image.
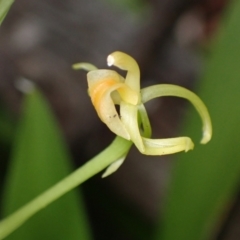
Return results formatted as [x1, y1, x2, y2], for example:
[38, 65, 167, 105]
[73, 51, 212, 177]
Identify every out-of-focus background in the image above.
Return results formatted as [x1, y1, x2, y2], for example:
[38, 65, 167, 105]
[2, 0, 240, 240]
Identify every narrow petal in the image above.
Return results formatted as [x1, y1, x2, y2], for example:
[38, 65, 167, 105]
[72, 62, 98, 71]
[141, 84, 212, 144]
[142, 136, 194, 155]
[120, 101, 145, 152]
[107, 51, 141, 98]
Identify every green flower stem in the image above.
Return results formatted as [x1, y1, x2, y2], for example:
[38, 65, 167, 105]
[0, 136, 132, 240]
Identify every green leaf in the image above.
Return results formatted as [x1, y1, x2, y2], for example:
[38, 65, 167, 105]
[0, 0, 14, 25]
[2, 90, 92, 240]
[155, 1, 240, 240]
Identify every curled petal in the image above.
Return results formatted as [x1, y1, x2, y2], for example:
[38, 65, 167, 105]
[121, 101, 194, 155]
[87, 69, 120, 90]
[141, 84, 212, 144]
[87, 70, 138, 105]
[142, 137, 194, 155]
[107, 51, 141, 98]
[87, 70, 138, 139]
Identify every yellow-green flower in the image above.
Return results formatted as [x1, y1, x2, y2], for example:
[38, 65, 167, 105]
[73, 51, 212, 177]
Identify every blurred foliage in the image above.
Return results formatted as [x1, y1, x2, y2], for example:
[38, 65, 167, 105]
[0, 104, 15, 145]
[2, 90, 91, 240]
[155, 1, 240, 240]
[0, 0, 14, 25]
[103, 0, 149, 15]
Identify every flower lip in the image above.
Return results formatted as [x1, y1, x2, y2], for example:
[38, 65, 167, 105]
[87, 69, 121, 89]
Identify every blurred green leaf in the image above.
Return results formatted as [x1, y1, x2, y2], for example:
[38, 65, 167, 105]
[155, 1, 240, 240]
[2, 90, 92, 240]
[0, 103, 15, 145]
[0, 103, 15, 204]
[2, 1, 239, 239]
[0, 0, 14, 25]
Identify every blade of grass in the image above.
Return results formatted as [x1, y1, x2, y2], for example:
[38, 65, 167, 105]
[155, 1, 240, 240]
[1, 90, 92, 240]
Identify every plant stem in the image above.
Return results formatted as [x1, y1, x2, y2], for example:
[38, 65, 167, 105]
[0, 136, 132, 240]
